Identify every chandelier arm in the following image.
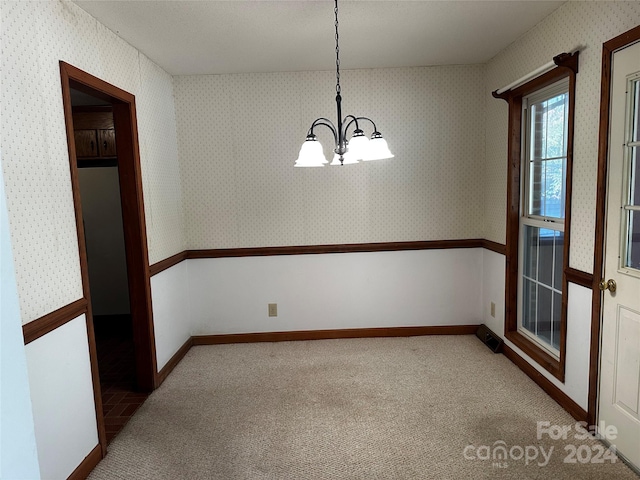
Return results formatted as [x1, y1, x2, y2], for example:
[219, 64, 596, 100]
[341, 115, 362, 140]
[354, 116, 378, 133]
[310, 117, 337, 132]
[309, 119, 338, 146]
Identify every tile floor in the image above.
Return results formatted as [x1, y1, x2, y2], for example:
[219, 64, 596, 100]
[94, 315, 149, 444]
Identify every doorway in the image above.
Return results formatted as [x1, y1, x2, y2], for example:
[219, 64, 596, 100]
[594, 29, 640, 472]
[59, 62, 157, 452]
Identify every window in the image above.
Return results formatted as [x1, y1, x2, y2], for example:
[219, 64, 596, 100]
[496, 52, 578, 382]
[519, 80, 569, 356]
[623, 76, 640, 271]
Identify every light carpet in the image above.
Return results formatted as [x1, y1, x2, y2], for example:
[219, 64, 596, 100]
[89, 335, 638, 479]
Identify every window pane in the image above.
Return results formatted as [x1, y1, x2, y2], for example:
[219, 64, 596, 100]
[522, 277, 537, 333]
[626, 210, 640, 270]
[529, 160, 544, 216]
[552, 292, 562, 350]
[520, 224, 563, 353]
[553, 231, 564, 290]
[536, 286, 553, 346]
[631, 147, 640, 206]
[528, 158, 565, 218]
[545, 158, 565, 218]
[538, 228, 555, 287]
[520, 225, 564, 349]
[523, 225, 538, 278]
[530, 93, 568, 161]
[545, 94, 567, 159]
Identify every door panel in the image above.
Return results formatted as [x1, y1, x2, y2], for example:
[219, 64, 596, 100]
[600, 40, 640, 469]
[613, 306, 640, 419]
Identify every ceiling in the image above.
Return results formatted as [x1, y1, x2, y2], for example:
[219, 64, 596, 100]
[73, 1, 565, 76]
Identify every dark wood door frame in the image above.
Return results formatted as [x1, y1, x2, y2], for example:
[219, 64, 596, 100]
[589, 25, 640, 428]
[59, 61, 158, 456]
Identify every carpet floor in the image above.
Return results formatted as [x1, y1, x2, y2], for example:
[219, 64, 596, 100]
[89, 335, 638, 479]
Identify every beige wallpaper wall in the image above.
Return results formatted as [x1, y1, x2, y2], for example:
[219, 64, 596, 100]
[0, 1, 185, 323]
[484, 1, 640, 273]
[174, 65, 486, 248]
[136, 54, 185, 264]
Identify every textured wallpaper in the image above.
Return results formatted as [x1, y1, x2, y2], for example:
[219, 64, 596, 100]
[174, 65, 486, 248]
[0, 1, 185, 323]
[136, 55, 186, 264]
[6, 0, 636, 323]
[484, 1, 640, 273]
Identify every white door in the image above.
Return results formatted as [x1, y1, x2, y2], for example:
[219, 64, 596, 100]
[600, 40, 640, 469]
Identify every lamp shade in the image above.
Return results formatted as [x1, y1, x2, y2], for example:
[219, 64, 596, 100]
[295, 136, 328, 167]
[347, 130, 370, 161]
[363, 132, 394, 161]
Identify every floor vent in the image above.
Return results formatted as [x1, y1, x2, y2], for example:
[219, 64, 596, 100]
[476, 324, 503, 353]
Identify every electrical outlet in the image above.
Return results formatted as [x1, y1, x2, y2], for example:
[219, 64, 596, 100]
[490, 302, 496, 318]
[268, 303, 278, 317]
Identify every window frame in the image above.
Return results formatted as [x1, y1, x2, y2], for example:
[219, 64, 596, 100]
[496, 53, 578, 382]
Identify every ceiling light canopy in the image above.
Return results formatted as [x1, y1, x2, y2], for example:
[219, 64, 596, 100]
[294, 0, 393, 167]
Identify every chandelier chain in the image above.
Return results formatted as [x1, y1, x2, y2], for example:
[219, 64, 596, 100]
[334, 0, 340, 95]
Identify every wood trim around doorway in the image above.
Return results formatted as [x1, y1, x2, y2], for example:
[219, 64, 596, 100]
[59, 61, 158, 457]
[589, 25, 640, 428]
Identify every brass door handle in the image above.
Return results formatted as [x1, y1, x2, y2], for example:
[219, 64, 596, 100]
[599, 279, 617, 293]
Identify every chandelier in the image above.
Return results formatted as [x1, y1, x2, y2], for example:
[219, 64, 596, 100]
[294, 0, 394, 167]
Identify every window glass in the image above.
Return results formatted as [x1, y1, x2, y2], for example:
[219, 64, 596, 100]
[624, 80, 640, 271]
[552, 292, 562, 350]
[526, 91, 568, 219]
[631, 147, 640, 206]
[626, 210, 640, 270]
[522, 226, 538, 278]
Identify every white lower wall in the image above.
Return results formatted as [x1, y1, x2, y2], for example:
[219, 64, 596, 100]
[14, 246, 589, 480]
[481, 250, 591, 410]
[25, 315, 98, 480]
[151, 261, 190, 371]
[189, 248, 484, 335]
[481, 249, 506, 336]
[561, 283, 592, 409]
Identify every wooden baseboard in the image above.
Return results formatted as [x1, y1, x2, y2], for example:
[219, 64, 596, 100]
[502, 345, 587, 422]
[67, 444, 102, 480]
[193, 325, 479, 345]
[156, 337, 194, 386]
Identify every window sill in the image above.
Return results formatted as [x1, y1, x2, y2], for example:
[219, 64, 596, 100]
[505, 330, 565, 382]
